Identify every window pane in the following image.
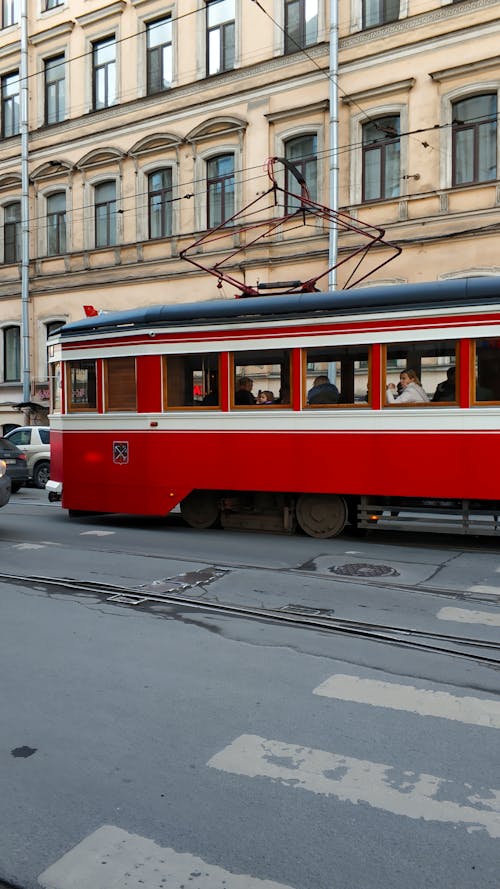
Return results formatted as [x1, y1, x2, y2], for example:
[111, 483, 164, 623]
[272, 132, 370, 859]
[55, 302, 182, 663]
[233, 350, 291, 406]
[4, 326, 20, 381]
[454, 129, 474, 184]
[305, 0, 318, 44]
[363, 147, 381, 201]
[166, 354, 219, 408]
[385, 341, 457, 405]
[208, 29, 221, 75]
[478, 120, 497, 181]
[208, 0, 234, 28]
[306, 346, 370, 406]
[475, 339, 500, 402]
[68, 360, 97, 410]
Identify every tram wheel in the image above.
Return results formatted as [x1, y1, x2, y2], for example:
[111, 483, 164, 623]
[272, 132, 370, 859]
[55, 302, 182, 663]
[296, 493, 347, 539]
[180, 491, 220, 530]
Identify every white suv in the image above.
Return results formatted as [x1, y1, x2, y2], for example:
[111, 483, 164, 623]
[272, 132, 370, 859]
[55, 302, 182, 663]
[5, 425, 51, 489]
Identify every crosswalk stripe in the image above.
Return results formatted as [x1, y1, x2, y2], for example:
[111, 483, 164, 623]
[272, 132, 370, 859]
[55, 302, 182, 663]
[437, 606, 500, 627]
[312, 674, 500, 729]
[38, 825, 295, 889]
[208, 734, 500, 839]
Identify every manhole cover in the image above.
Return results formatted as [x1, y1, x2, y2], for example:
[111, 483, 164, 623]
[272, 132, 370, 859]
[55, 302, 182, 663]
[281, 604, 335, 616]
[330, 563, 400, 578]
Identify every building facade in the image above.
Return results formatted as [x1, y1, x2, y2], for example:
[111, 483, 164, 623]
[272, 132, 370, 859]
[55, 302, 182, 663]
[0, 0, 499, 429]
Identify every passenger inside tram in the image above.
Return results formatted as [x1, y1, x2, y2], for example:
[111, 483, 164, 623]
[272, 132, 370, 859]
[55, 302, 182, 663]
[432, 367, 456, 402]
[386, 369, 430, 404]
[307, 375, 340, 404]
[256, 390, 276, 404]
[235, 377, 257, 405]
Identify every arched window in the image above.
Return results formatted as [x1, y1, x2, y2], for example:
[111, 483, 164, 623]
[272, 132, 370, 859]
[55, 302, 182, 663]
[4, 201, 21, 262]
[3, 325, 20, 381]
[47, 192, 66, 255]
[207, 154, 234, 227]
[452, 94, 497, 186]
[94, 181, 117, 247]
[284, 134, 317, 210]
[148, 169, 173, 238]
[362, 115, 400, 202]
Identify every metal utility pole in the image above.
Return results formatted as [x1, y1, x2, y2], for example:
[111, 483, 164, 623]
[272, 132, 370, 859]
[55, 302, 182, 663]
[328, 0, 338, 291]
[20, 0, 30, 402]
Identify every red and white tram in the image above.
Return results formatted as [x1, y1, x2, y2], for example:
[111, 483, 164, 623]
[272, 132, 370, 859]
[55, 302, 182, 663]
[47, 277, 500, 537]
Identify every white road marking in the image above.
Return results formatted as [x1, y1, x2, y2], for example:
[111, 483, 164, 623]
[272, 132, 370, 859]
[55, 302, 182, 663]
[79, 530, 115, 536]
[469, 585, 500, 597]
[312, 674, 500, 729]
[38, 825, 295, 889]
[208, 734, 500, 839]
[438, 606, 500, 627]
[12, 543, 46, 550]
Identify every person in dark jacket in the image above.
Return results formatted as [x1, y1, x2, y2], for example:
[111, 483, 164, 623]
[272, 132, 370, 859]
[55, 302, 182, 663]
[432, 366, 456, 402]
[307, 375, 340, 405]
[235, 376, 257, 405]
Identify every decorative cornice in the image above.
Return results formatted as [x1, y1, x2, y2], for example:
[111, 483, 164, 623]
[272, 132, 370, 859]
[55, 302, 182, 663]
[0, 39, 20, 61]
[342, 78, 415, 105]
[75, 1, 127, 29]
[265, 100, 329, 122]
[30, 21, 75, 47]
[340, 0, 499, 51]
[430, 54, 500, 82]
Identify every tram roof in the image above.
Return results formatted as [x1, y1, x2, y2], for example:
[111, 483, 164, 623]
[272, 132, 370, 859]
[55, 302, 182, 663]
[58, 276, 500, 339]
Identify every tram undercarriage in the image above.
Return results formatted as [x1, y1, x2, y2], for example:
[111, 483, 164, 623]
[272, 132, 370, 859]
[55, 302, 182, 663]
[179, 490, 500, 538]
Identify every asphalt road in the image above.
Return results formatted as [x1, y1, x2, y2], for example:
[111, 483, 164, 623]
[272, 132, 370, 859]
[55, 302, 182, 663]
[0, 490, 499, 889]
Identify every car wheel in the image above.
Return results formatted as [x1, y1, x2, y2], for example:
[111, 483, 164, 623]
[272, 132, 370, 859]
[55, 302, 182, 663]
[33, 460, 50, 489]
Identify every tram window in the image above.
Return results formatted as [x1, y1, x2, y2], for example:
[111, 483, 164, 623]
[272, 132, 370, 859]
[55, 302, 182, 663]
[164, 354, 219, 408]
[50, 361, 62, 412]
[305, 345, 370, 406]
[384, 341, 457, 405]
[232, 350, 291, 406]
[67, 359, 97, 411]
[104, 357, 137, 411]
[474, 339, 500, 402]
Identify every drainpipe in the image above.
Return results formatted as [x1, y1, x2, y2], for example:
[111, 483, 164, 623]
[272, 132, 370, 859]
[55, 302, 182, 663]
[20, 0, 30, 402]
[328, 0, 338, 292]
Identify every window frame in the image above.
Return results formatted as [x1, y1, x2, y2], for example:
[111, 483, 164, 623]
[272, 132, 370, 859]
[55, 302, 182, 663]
[451, 93, 497, 187]
[2, 0, 19, 28]
[146, 15, 172, 95]
[66, 359, 97, 412]
[44, 54, 65, 125]
[3, 200, 21, 263]
[92, 35, 116, 111]
[1, 70, 19, 138]
[382, 341, 459, 407]
[361, 0, 400, 30]
[303, 345, 372, 408]
[230, 349, 292, 409]
[94, 179, 117, 248]
[46, 191, 66, 255]
[148, 168, 173, 240]
[163, 353, 222, 410]
[284, 0, 318, 55]
[284, 132, 318, 210]
[206, 0, 235, 76]
[3, 324, 20, 382]
[206, 153, 235, 228]
[362, 114, 401, 203]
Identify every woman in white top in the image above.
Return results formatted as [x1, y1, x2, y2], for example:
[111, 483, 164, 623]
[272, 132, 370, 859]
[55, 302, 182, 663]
[386, 369, 430, 404]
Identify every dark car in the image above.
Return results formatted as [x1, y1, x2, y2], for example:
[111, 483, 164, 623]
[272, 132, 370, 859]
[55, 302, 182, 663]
[0, 437, 29, 493]
[0, 459, 10, 507]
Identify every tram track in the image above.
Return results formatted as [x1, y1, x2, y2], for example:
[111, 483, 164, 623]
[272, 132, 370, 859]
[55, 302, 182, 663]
[1, 571, 499, 668]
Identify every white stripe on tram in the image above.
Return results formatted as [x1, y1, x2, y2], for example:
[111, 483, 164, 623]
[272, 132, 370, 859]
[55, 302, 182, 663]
[312, 674, 500, 730]
[437, 606, 500, 627]
[38, 825, 295, 889]
[208, 734, 500, 839]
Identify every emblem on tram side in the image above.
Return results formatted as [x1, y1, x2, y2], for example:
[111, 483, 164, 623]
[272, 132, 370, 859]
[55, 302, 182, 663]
[113, 441, 129, 464]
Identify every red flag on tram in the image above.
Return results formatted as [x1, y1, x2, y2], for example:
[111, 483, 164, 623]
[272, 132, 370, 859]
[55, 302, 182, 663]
[83, 305, 99, 317]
